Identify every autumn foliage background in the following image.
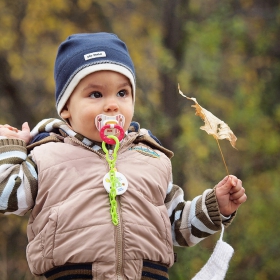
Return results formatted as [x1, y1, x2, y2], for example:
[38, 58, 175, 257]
[0, 1, 280, 279]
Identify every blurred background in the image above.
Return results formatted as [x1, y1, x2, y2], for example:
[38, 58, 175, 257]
[0, 0, 280, 279]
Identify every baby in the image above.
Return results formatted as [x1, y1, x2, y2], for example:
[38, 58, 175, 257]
[0, 32, 246, 279]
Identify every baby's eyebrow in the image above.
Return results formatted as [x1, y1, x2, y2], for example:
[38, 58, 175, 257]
[119, 82, 131, 88]
[82, 83, 103, 91]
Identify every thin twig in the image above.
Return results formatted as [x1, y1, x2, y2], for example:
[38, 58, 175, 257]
[215, 138, 229, 176]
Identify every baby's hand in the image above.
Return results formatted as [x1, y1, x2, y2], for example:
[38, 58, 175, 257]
[215, 175, 247, 216]
[0, 122, 31, 144]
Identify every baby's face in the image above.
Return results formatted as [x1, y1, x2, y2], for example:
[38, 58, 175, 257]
[61, 70, 134, 142]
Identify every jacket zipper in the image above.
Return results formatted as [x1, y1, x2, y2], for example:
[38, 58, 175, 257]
[69, 136, 136, 278]
[116, 197, 124, 279]
[107, 149, 124, 279]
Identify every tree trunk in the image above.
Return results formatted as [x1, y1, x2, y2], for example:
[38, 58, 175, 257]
[160, 0, 189, 149]
[160, 0, 190, 186]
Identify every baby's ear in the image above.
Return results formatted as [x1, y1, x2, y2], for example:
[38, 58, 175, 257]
[60, 105, 71, 119]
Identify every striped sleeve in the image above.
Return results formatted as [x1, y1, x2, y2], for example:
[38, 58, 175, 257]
[0, 138, 38, 215]
[164, 182, 235, 247]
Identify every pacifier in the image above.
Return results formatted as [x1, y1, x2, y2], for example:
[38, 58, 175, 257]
[95, 114, 125, 145]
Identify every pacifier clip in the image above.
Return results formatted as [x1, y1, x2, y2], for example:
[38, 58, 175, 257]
[96, 114, 128, 226]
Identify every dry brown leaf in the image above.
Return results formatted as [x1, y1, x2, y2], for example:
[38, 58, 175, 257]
[178, 85, 237, 149]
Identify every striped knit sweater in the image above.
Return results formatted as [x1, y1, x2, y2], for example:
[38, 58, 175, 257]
[0, 118, 234, 247]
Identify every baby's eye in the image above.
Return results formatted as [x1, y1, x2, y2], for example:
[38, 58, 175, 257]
[117, 90, 128, 98]
[90, 92, 102, 98]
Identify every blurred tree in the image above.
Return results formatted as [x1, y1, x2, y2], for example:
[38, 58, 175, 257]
[160, 0, 189, 149]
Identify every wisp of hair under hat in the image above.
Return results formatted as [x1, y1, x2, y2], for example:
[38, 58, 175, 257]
[54, 32, 136, 116]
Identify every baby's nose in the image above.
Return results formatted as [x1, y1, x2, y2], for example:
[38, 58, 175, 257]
[104, 100, 119, 112]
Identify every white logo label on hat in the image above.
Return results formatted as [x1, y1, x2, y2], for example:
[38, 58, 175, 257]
[84, 51, 106, 61]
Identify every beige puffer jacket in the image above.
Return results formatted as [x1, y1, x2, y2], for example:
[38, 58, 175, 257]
[26, 131, 174, 278]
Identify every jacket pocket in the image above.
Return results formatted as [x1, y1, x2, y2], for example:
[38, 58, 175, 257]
[26, 207, 58, 275]
[43, 208, 58, 259]
[158, 205, 173, 254]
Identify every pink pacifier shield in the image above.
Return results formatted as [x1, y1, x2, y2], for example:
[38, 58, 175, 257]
[95, 114, 125, 144]
[95, 114, 125, 131]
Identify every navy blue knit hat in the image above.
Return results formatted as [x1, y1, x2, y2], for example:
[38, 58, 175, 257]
[54, 32, 136, 115]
